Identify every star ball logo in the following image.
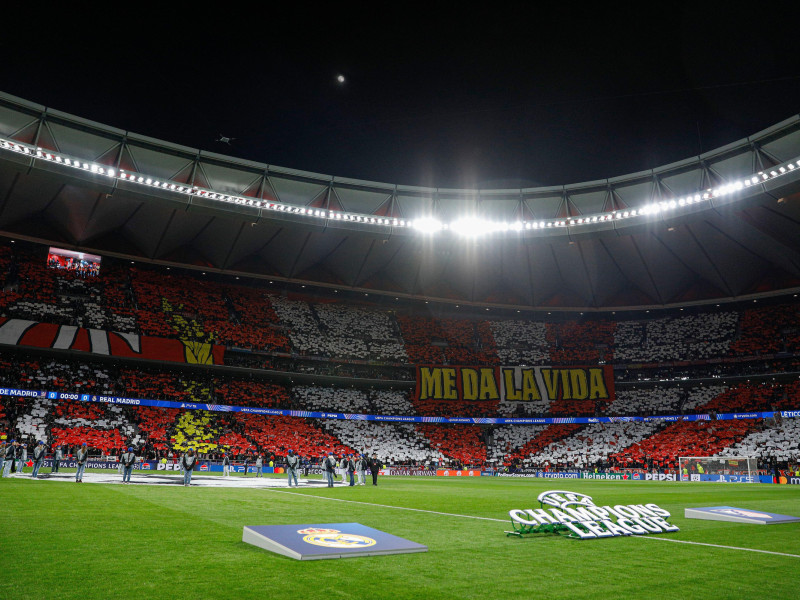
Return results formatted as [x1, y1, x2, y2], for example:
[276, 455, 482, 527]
[712, 508, 771, 519]
[297, 528, 376, 548]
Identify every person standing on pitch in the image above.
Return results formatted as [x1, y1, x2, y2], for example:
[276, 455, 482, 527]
[31, 441, 46, 478]
[181, 448, 198, 486]
[18, 443, 27, 474]
[355, 454, 367, 485]
[347, 454, 356, 486]
[338, 454, 348, 484]
[324, 452, 336, 488]
[369, 453, 381, 486]
[75, 443, 89, 483]
[222, 452, 231, 477]
[121, 447, 137, 484]
[52, 445, 62, 473]
[255, 453, 264, 477]
[286, 449, 300, 487]
[2, 440, 16, 477]
[0, 440, 5, 477]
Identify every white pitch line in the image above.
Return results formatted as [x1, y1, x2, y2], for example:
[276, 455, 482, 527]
[633, 535, 800, 558]
[264, 488, 800, 558]
[262, 488, 507, 522]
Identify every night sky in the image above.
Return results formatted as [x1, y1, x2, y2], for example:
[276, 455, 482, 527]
[3, 5, 800, 189]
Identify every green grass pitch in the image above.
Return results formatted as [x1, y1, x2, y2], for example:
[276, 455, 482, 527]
[1, 474, 798, 600]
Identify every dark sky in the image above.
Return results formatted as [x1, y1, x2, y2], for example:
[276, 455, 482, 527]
[3, 5, 800, 189]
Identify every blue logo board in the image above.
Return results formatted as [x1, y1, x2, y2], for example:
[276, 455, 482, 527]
[242, 523, 428, 560]
[685, 506, 800, 525]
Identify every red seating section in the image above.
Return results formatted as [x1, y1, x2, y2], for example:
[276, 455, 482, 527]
[418, 424, 486, 465]
[609, 420, 759, 467]
[134, 407, 179, 450]
[547, 321, 615, 365]
[215, 380, 290, 408]
[233, 414, 354, 457]
[50, 426, 127, 452]
[729, 306, 798, 356]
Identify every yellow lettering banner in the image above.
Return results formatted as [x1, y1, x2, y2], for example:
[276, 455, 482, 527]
[415, 365, 614, 403]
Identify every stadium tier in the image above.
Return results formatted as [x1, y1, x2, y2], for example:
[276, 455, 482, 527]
[0, 240, 799, 471]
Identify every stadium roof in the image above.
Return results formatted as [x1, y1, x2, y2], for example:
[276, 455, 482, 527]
[1, 91, 800, 312]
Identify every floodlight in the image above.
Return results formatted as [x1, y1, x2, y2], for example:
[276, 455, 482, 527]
[412, 217, 443, 234]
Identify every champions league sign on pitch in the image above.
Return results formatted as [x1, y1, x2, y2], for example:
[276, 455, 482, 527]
[507, 490, 679, 540]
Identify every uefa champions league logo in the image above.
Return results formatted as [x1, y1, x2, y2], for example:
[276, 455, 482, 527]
[508, 490, 679, 540]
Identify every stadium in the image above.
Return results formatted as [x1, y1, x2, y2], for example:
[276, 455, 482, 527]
[2, 10, 800, 600]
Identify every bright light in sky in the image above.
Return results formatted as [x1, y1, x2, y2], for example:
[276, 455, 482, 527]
[337, 74, 345, 83]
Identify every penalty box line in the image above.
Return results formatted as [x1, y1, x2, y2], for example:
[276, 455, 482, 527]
[263, 489, 800, 559]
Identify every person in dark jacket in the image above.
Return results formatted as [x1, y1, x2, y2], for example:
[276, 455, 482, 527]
[324, 453, 336, 488]
[181, 448, 198, 486]
[368, 454, 381, 486]
[347, 454, 356, 486]
[121, 447, 137, 484]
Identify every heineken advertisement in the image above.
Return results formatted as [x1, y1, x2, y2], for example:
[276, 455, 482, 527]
[507, 490, 679, 540]
[496, 471, 675, 481]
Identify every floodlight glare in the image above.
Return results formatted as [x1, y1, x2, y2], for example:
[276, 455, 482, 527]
[412, 217, 443, 234]
[451, 217, 490, 237]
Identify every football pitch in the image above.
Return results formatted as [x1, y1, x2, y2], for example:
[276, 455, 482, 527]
[1, 474, 798, 600]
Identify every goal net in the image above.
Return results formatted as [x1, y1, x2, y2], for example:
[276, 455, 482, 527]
[678, 456, 757, 482]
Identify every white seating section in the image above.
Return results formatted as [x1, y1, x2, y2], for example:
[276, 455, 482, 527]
[614, 313, 737, 362]
[5, 300, 72, 322]
[370, 390, 415, 415]
[527, 422, 660, 468]
[293, 386, 371, 413]
[270, 296, 407, 361]
[319, 420, 438, 463]
[487, 425, 549, 461]
[491, 320, 549, 365]
[680, 385, 729, 412]
[15, 396, 53, 439]
[607, 387, 683, 415]
[720, 419, 800, 462]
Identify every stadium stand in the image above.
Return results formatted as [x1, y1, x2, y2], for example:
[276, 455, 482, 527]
[526, 422, 661, 468]
[614, 312, 738, 362]
[609, 420, 760, 468]
[2, 242, 800, 469]
[491, 320, 549, 365]
[720, 418, 800, 462]
[318, 420, 436, 464]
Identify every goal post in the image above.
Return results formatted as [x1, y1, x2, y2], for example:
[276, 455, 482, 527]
[678, 456, 757, 482]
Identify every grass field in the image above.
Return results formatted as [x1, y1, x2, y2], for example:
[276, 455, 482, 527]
[1, 473, 799, 600]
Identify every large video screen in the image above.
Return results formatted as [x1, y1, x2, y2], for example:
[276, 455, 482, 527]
[47, 247, 101, 277]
